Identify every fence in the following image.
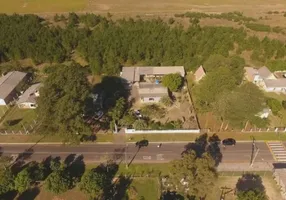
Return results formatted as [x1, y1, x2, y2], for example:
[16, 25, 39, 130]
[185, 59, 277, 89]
[124, 128, 200, 134]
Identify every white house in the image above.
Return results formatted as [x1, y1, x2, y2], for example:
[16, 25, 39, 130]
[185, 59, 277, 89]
[244, 66, 286, 93]
[17, 83, 41, 109]
[0, 71, 27, 105]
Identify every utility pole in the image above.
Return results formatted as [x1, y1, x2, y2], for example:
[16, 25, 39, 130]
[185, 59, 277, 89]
[125, 144, 128, 169]
[250, 136, 259, 167]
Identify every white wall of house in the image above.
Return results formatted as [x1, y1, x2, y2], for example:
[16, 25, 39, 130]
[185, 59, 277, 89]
[18, 102, 37, 109]
[0, 99, 6, 105]
[141, 96, 161, 103]
[264, 87, 286, 93]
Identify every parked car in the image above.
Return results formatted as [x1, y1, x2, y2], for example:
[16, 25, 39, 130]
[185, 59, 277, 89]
[222, 138, 236, 146]
[136, 140, 149, 148]
[94, 110, 104, 119]
[134, 110, 142, 118]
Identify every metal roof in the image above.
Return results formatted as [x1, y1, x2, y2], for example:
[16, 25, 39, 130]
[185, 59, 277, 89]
[0, 71, 27, 100]
[121, 66, 185, 83]
[138, 83, 168, 97]
[264, 79, 286, 88]
[258, 66, 272, 79]
[194, 65, 206, 82]
[17, 83, 42, 104]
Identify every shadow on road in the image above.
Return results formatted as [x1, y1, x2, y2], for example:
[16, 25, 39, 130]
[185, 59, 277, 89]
[183, 133, 222, 166]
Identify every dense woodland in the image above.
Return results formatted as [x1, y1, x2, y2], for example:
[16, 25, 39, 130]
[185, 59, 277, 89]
[0, 13, 286, 73]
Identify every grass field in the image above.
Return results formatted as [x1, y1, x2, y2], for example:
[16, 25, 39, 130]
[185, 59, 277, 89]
[1, 0, 286, 15]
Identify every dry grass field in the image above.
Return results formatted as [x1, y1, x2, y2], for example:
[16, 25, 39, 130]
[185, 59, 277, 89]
[1, 0, 286, 15]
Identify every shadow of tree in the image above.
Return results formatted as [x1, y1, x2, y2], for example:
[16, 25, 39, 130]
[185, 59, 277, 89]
[161, 190, 185, 200]
[183, 133, 222, 166]
[236, 173, 266, 193]
[17, 187, 40, 200]
[0, 191, 17, 200]
[66, 154, 85, 185]
[112, 175, 133, 200]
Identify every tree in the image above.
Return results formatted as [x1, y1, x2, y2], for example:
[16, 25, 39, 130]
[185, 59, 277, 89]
[283, 100, 286, 109]
[45, 169, 72, 194]
[236, 174, 268, 200]
[78, 169, 104, 199]
[0, 155, 12, 170]
[119, 113, 136, 127]
[37, 63, 90, 143]
[160, 95, 173, 107]
[214, 83, 265, 128]
[141, 104, 166, 118]
[14, 168, 32, 194]
[170, 151, 217, 199]
[108, 97, 126, 132]
[162, 73, 183, 92]
[194, 67, 237, 111]
[237, 189, 268, 200]
[266, 98, 282, 115]
[0, 169, 14, 196]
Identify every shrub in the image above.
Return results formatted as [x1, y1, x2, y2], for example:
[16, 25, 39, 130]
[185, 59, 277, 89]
[162, 73, 183, 92]
[141, 104, 166, 118]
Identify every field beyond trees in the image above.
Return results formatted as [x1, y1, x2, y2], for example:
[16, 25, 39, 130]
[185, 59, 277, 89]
[1, 0, 286, 14]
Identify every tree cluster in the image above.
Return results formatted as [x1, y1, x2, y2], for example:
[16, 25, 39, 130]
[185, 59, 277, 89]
[37, 63, 91, 143]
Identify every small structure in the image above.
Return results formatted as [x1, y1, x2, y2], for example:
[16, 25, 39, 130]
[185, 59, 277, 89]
[244, 66, 286, 93]
[0, 71, 27, 105]
[17, 83, 41, 109]
[256, 108, 271, 119]
[121, 66, 185, 103]
[194, 65, 206, 82]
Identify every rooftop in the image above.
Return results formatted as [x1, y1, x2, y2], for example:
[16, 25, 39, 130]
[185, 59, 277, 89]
[121, 66, 185, 83]
[138, 83, 168, 97]
[244, 67, 258, 82]
[264, 79, 286, 88]
[0, 71, 27, 99]
[17, 83, 42, 104]
[194, 65, 206, 82]
[257, 66, 273, 79]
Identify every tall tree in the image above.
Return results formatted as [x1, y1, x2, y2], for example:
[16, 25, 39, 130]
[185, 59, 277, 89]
[37, 63, 90, 143]
[14, 168, 32, 194]
[170, 151, 217, 199]
[108, 97, 126, 132]
[0, 169, 14, 196]
[45, 169, 72, 194]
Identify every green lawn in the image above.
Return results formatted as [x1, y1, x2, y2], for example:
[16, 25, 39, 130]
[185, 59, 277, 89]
[130, 178, 160, 200]
[0, 0, 86, 14]
[0, 107, 37, 131]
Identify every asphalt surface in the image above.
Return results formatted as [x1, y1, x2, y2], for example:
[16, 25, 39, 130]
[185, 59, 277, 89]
[0, 142, 275, 164]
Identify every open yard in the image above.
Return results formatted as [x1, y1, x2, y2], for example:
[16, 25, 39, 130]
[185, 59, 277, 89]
[0, 106, 37, 132]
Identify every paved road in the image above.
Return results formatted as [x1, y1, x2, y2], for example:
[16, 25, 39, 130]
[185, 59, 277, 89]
[0, 142, 274, 164]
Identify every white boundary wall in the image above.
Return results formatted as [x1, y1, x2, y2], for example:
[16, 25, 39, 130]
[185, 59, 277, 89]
[125, 128, 200, 134]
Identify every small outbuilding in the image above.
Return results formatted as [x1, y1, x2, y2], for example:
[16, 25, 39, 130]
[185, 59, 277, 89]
[17, 83, 41, 109]
[194, 65, 206, 82]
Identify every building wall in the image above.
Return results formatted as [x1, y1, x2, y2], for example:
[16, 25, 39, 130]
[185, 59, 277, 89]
[141, 96, 161, 103]
[0, 99, 6, 105]
[18, 102, 37, 109]
[265, 87, 286, 93]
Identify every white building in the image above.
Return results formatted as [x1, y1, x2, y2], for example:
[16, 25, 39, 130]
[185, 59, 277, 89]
[244, 66, 286, 93]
